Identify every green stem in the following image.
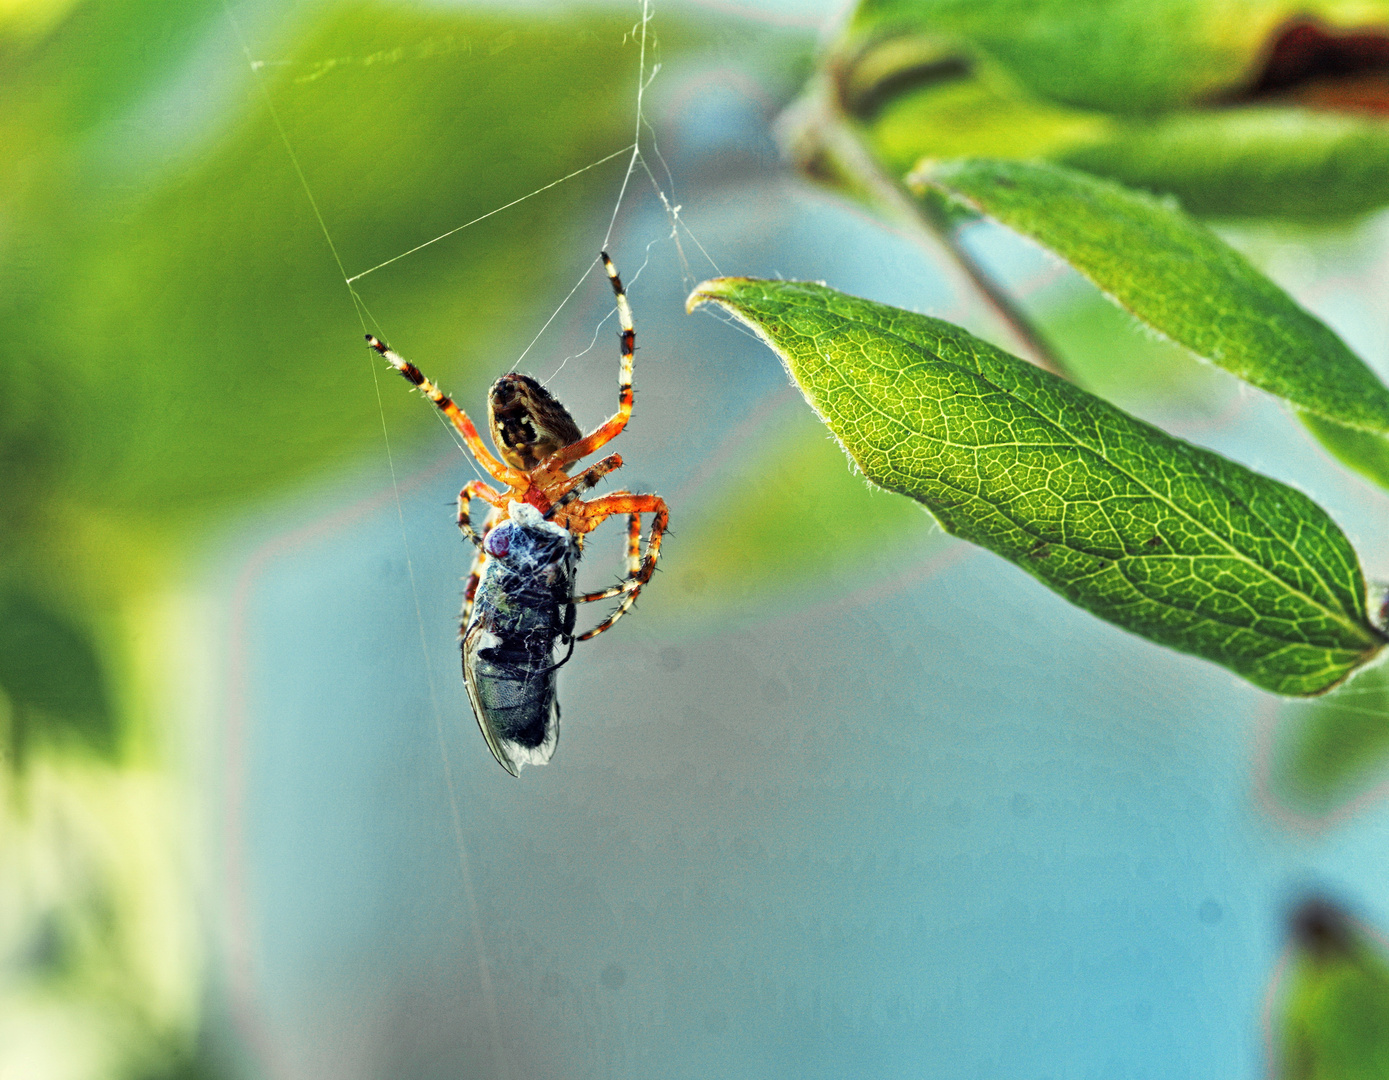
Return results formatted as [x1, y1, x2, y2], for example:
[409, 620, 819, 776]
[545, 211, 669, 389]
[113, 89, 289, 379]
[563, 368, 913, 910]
[785, 86, 1075, 382]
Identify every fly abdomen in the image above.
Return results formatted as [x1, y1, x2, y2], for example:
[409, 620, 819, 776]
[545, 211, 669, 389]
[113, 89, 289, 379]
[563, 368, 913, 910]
[465, 636, 560, 753]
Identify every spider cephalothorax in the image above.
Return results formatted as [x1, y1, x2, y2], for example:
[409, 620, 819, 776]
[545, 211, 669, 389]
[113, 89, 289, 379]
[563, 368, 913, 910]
[365, 251, 667, 775]
[487, 374, 583, 471]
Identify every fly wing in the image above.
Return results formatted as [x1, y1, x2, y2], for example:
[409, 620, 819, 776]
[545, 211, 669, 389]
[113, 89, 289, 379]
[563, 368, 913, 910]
[461, 619, 560, 777]
[462, 621, 521, 776]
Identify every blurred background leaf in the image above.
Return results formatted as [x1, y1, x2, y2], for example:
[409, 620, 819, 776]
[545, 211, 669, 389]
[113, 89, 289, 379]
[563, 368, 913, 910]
[0, 588, 114, 767]
[804, 0, 1389, 221]
[1276, 899, 1389, 1080]
[0, 1, 686, 1075]
[846, 0, 1354, 112]
[1270, 662, 1389, 818]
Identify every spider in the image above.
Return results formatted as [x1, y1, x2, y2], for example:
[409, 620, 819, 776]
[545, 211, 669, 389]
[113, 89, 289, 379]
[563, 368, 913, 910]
[366, 251, 668, 773]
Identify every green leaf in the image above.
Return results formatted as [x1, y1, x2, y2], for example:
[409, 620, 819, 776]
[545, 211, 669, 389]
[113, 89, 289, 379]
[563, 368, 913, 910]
[1301, 413, 1389, 494]
[814, 1, 1389, 220]
[845, 0, 1389, 113]
[857, 57, 1113, 174]
[851, 64, 1389, 222]
[1060, 109, 1389, 222]
[1271, 663, 1389, 817]
[1277, 900, 1389, 1080]
[0, 589, 114, 767]
[687, 277, 1384, 696]
[908, 159, 1389, 438]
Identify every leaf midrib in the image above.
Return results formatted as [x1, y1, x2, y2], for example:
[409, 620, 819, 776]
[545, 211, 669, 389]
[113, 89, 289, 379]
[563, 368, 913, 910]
[875, 440, 1355, 653]
[801, 307, 1366, 642]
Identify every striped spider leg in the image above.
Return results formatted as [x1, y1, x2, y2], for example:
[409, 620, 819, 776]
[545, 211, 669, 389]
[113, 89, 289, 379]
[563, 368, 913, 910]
[460, 502, 503, 629]
[537, 252, 668, 639]
[367, 250, 669, 774]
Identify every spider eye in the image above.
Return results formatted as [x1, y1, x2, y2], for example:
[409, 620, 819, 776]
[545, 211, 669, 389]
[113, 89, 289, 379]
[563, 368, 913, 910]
[484, 524, 513, 559]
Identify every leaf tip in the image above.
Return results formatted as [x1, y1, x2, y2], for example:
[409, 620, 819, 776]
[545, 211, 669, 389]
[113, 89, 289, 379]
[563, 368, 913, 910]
[685, 276, 743, 315]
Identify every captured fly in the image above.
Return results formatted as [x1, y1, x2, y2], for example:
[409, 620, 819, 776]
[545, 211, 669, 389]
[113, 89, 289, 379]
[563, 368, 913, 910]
[461, 502, 578, 775]
[369, 252, 668, 776]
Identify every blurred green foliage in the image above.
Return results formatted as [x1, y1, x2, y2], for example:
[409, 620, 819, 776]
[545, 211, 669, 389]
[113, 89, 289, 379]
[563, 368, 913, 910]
[0, 587, 113, 767]
[1273, 663, 1389, 816]
[1061, 111, 1389, 221]
[847, 0, 1327, 111]
[0, 1, 673, 1076]
[669, 402, 947, 628]
[804, 0, 1389, 220]
[1278, 900, 1389, 1080]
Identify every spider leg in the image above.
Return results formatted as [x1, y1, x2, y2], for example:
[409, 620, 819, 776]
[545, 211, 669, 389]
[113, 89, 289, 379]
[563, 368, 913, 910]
[545, 453, 623, 520]
[624, 511, 642, 575]
[542, 252, 635, 471]
[569, 492, 668, 641]
[572, 497, 660, 604]
[571, 523, 638, 606]
[460, 505, 503, 631]
[458, 480, 504, 548]
[574, 501, 654, 604]
[367, 335, 524, 487]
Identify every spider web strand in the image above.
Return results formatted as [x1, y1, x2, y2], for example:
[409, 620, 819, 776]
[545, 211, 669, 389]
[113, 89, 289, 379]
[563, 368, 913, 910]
[515, 255, 602, 369]
[346, 142, 638, 284]
[603, 0, 653, 250]
[222, 6, 509, 1073]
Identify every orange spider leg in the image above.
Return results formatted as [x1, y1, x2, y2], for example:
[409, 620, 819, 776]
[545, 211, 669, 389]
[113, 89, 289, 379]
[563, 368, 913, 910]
[460, 505, 503, 631]
[572, 513, 642, 605]
[569, 492, 668, 641]
[544, 453, 623, 520]
[457, 479, 505, 547]
[541, 252, 635, 471]
[367, 335, 526, 488]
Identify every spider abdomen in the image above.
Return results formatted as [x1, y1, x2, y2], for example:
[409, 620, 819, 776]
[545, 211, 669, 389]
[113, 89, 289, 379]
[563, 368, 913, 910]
[487, 373, 583, 470]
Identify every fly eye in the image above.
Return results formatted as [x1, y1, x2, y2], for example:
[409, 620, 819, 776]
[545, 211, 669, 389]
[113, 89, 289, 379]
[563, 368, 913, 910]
[484, 524, 512, 559]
